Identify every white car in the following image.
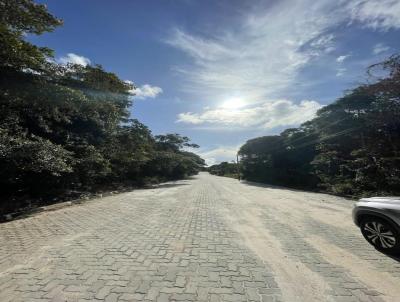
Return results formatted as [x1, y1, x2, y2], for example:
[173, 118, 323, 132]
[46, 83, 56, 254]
[353, 197, 400, 254]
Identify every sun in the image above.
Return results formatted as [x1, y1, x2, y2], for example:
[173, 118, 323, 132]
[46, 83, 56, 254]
[220, 97, 245, 110]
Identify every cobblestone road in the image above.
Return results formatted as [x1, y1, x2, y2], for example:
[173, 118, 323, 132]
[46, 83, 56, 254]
[1, 173, 399, 302]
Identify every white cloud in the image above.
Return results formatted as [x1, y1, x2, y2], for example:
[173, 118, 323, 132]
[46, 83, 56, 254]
[167, 0, 400, 103]
[309, 34, 336, 54]
[372, 43, 390, 55]
[178, 99, 322, 129]
[336, 54, 351, 63]
[347, 0, 400, 31]
[129, 84, 163, 100]
[336, 68, 347, 77]
[58, 53, 91, 66]
[167, 0, 398, 130]
[167, 1, 342, 102]
[195, 145, 240, 166]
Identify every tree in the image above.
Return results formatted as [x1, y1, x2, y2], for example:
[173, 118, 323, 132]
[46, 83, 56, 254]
[146, 134, 204, 180]
[155, 133, 199, 152]
[239, 136, 287, 184]
[0, 0, 205, 215]
[0, 0, 62, 72]
[208, 161, 238, 177]
[239, 55, 400, 197]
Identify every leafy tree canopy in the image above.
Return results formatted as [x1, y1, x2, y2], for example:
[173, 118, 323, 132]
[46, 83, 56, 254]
[0, 0, 205, 216]
[239, 55, 400, 196]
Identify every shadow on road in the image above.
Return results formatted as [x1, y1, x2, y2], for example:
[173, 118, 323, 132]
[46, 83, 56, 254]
[151, 183, 190, 189]
[241, 180, 400, 262]
[240, 180, 318, 194]
[384, 253, 400, 262]
[240, 180, 355, 202]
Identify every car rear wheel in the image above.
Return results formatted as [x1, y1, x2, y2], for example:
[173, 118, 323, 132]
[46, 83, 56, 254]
[360, 217, 400, 254]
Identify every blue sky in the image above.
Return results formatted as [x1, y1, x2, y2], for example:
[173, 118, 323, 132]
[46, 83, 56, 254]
[31, 0, 400, 165]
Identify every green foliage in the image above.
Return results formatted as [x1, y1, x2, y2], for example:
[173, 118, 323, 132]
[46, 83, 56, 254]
[239, 132, 319, 188]
[144, 135, 205, 181]
[239, 56, 400, 197]
[0, 0, 205, 215]
[0, 0, 62, 72]
[0, 130, 74, 176]
[208, 161, 238, 178]
[155, 133, 200, 152]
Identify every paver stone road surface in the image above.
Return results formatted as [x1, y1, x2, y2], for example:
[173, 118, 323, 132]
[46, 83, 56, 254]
[1, 172, 400, 302]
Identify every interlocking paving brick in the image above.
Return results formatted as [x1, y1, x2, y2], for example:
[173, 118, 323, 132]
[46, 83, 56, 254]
[2, 173, 399, 301]
[0, 176, 282, 302]
[256, 211, 386, 302]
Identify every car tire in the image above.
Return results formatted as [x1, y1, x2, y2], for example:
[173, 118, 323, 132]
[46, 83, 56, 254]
[360, 216, 400, 255]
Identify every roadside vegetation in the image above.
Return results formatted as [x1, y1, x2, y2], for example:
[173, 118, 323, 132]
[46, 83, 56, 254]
[0, 1, 205, 215]
[208, 162, 238, 179]
[239, 56, 400, 197]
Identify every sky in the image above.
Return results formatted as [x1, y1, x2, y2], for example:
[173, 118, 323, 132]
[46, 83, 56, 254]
[31, 0, 400, 165]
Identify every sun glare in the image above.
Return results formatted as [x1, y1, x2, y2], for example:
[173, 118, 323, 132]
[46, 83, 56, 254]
[220, 97, 245, 110]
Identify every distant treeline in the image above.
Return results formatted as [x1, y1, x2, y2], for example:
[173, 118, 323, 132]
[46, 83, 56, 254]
[239, 56, 400, 197]
[0, 1, 204, 215]
[208, 162, 238, 178]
